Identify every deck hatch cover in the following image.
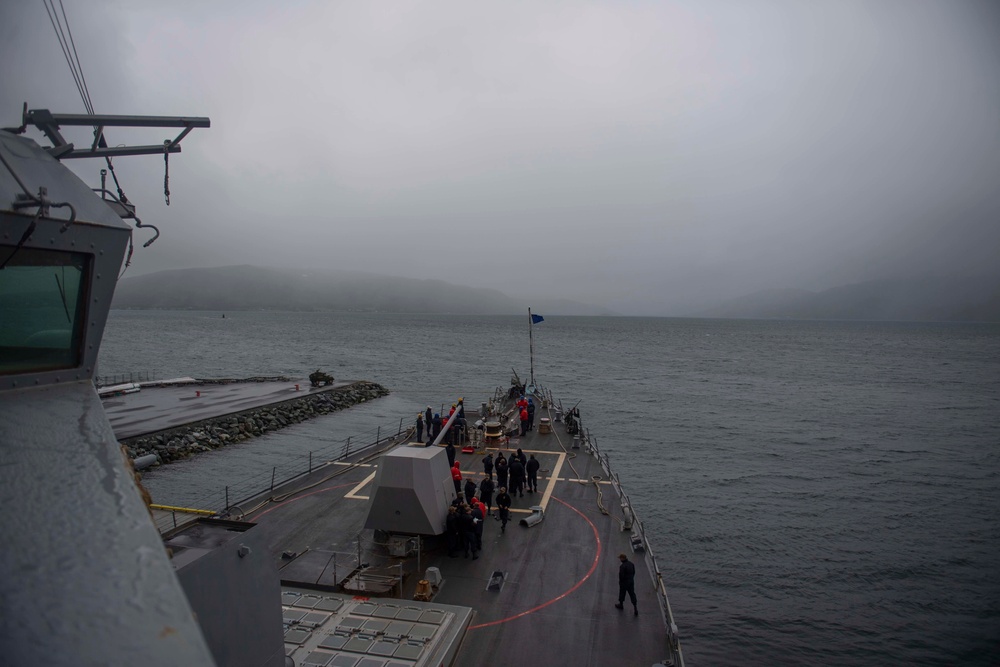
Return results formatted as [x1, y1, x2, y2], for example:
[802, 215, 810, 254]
[284, 628, 310, 645]
[295, 595, 323, 608]
[392, 643, 424, 660]
[372, 604, 400, 618]
[329, 656, 360, 667]
[418, 609, 445, 624]
[361, 618, 389, 632]
[330, 654, 358, 667]
[316, 597, 345, 612]
[384, 621, 413, 638]
[337, 616, 365, 630]
[319, 635, 348, 650]
[283, 610, 307, 623]
[353, 602, 378, 616]
[343, 637, 373, 653]
[301, 611, 331, 627]
[303, 650, 334, 666]
[368, 639, 398, 656]
[407, 623, 436, 640]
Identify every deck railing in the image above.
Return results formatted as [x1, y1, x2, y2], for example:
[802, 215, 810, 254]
[95, 370, 157, 387]
[153, 419, 410, 533]
[576, 417, 684, 661]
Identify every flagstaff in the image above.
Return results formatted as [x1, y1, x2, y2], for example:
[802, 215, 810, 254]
[528, 308, 544, 388]
[528, 308, 535, 387]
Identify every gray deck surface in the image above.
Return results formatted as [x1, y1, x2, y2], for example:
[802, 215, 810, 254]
[235, 404, 680, 667]
[103, 379, 351, 439]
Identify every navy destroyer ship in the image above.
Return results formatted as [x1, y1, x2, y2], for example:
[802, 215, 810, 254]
[0, 108, 683, 666]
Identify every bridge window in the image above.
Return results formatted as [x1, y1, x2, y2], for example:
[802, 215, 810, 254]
[0, 247, 89, 375]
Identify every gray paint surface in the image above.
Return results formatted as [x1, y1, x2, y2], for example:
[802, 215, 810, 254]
[0, 383, 217, 666]
[364, 443, 455, 535]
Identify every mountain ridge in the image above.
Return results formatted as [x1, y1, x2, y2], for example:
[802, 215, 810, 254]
[112, 265, 615, 316]
[112, 265, 1000, 322]
[698, 275, 1000, 322]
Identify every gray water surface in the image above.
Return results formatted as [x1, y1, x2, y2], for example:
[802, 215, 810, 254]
[100, 311, 1000, 665]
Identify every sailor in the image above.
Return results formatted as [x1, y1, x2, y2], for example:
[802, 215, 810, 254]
[482, 452, 494, 476]
[527, 398, 535, 430]
[471, 502, 485, 554]
[446, 441, 457, 468]
[526, 454, 540, 493]
[517, 395, 528, 411]
[495, 454, 508, 490]
[464, 478, 477, 505]
[514, 448, 527, 470]
[508, 456, 525, 498]
[615, 553, 638, 615]
[457, 505, 477, 559]
[432, 413, 443, 441]
[495, 487, 512, 534]
[425, 407, 433, 439]
[479, 473, 495, 516]
[445, 507, 460, 557]
[519, 406, 529, 436]
[451, 461, 463, 495]
[415, 412, 424, 443]
[458, 398, 465, 420]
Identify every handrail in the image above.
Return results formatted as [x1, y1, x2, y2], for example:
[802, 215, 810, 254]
[576, 410, 684, 663]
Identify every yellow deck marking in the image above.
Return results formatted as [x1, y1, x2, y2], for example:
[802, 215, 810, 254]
[539, 451, 567, 511]
[337, 449, 609, 506]
[345, 470, 377, 499]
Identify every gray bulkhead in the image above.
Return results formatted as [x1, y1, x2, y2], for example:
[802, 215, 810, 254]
[0, 129, 219, 665]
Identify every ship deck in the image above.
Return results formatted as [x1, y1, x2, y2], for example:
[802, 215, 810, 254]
[232, 401, 682, 667]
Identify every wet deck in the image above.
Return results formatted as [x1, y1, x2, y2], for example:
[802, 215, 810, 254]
[236, 403, 682, 667]
[103, 379, 352, 439]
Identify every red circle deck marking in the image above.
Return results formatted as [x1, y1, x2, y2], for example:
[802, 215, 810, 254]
[467, 496, 602, 630]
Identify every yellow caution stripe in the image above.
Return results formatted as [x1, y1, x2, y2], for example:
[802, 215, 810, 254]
[150, 504, 216, 516]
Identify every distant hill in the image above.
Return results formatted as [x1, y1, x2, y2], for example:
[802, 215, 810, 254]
[700, 275, 1000, 322]
[111, 265, 614, 315]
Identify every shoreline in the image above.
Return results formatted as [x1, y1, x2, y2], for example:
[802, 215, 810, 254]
[118, 379, 390, 464]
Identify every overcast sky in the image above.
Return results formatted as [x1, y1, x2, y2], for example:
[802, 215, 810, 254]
[3, 0, 999, 314]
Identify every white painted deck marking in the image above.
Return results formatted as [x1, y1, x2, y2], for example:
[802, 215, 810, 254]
[539, 451, 567, 511]
[345, 470, 377, 500]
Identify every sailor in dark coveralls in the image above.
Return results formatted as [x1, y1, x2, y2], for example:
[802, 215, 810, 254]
[527, 398, 535, 430]
[495, 454, 508, 490]
[464, 479, 477, 506]
[425, 407, 433, 440]
[495, 487, 512, 533]
[470, 502, 485, 553]
[458, 505, 478, 559]
[415, 412, 424, 443]
[508, 457, 525, 497]
[479, 474, 495, 516]
[432, 413, 442, 441]
[526, 454, 540, 492]
[446, 507, 460, 557]
[615, 553, 638, 615]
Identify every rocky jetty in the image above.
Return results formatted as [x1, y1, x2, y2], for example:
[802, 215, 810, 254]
[121, 380, 389, 464]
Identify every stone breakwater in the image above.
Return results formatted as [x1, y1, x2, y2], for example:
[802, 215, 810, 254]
[121, 380, 389, 464]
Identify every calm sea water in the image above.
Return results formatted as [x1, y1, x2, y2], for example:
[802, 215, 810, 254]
[99, 311, 1000, 665]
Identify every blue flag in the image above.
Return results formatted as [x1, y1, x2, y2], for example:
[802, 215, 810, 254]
[531, 314, 544, 324]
